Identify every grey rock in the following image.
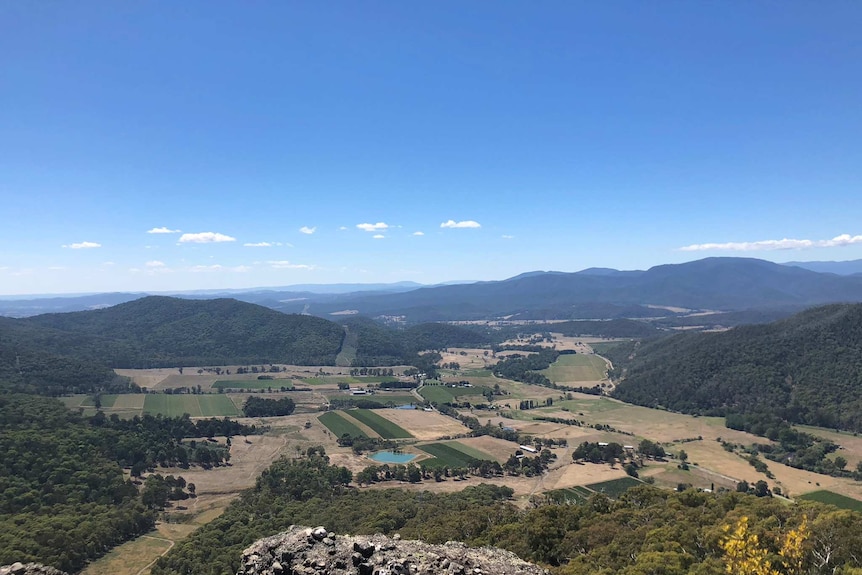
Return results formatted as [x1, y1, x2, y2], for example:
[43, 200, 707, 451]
[236, 526, 547, 575]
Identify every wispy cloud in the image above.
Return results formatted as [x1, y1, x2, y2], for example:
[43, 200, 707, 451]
[373, 234, 385, 239]
[188, 264, 251, 273]
[178, 232, 236, 244]
[268, 260, 315, 270]
[147, 227, 181, 234]
[243, 241, 284, 247]
[357, 222, 389, 232]
[440, 219, 481, 229]
[679, 233, 862, 252]
[146, 260, 166, 268]
[62, 241, 101, 249]
[412, 231, 425, 236]
[339, 226, 348, 231]
[299, 226, 316, 235]
[48, 266, 67, 270]
[502, 235, 514, 239]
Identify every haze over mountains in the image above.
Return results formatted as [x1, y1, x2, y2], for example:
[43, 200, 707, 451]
[4, 257, 862, 322]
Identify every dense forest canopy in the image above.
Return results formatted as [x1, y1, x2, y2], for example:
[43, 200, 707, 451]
[21, 296, 346, 367]
[152, 455, 862, 575]
[611, 303, 862, 431]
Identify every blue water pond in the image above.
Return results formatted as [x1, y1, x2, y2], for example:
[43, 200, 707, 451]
[369, 451, 416, 464]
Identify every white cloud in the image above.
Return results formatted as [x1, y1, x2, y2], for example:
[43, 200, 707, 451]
[440, 220, 481, 229]
[147, 227, 181, 234]
[48, 266, 67, 270]
[339, 226, 348, 231]
[357, 222, 389, 232]
[178, 232, 236, 244]
[679, 233, 862, 252]
[373, 234, 385, 239]
[268, 260, 315, 270]
[146, 260, 166, 268]
[502, 235, 514, 239]
[244, 241, 283, 247]
[412, 231, 425, 236]
[62, 241, 101, 249]
[299, 226, 316, 235]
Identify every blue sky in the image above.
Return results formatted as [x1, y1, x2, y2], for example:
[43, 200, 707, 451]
[1, 2, 861, 295]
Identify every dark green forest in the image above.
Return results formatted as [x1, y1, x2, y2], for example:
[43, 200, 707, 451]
[20, 296, 346, 368]
[152, 454, 862, 575]
[0, 395, 258, 572]
[611, 304, 862, 431]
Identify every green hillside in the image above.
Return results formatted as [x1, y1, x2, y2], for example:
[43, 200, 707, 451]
[612, 303, 862, 431]
[23, 296, 346, 367]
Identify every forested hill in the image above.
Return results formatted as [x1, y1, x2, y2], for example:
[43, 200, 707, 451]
[20, 296, 346, 368]
[611, 303, 862, 431]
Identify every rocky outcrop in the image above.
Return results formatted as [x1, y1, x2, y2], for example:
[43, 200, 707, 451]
[237, 526, 547, 575]
[0, 564, 68, 575]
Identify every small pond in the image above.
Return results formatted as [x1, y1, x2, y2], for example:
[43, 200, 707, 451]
[369, 451, 416, 464]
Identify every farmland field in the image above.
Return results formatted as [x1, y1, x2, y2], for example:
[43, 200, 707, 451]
[547, 486, 592, 504]
[302, 376, 398, 386]
[419, 384, 491, 404]
[213, 379, 292, 390]
[142, 394, 240, 417]
[541, 353, 608, 383]
[586, 476, 643, 498]
[318, 411, 369, 438]
[418, 442, 488, 467]
[799, 490, 862, 513]
[347, 409, 413, 439]
[198, 395, 241, 417]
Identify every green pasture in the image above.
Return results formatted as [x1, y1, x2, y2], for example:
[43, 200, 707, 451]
[348, 409, 412, 439]
[799, 490, 862, 513]
[419, 385, 491, 404]
[318, 411, 369, 438]
[418, 442, 482, 468]
[143, 394, 239, 417]
[441, 441, 496, 462]
[541, 353, 607, 383]
[302, 376, 398, 386]
[213, 379, 292, 390]
[586, 476, 643, 498]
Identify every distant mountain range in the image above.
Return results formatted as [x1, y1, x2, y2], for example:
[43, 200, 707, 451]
[4, 257, 862, 321]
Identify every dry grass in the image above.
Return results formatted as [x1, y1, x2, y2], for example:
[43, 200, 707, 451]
[436, 348, 493, 370]
[376, 409, 470, 440]
[80, 534, 171, 575]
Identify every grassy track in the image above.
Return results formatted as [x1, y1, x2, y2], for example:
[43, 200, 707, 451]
[541, 353, 607, 383]
[318, 411, 369, 438]
[419, 385, 490, 404]
[586, 476, 643, 498]
[348, 409, 413, 439]
[418, 442, 483, 467]
[799, 490, 862, 512]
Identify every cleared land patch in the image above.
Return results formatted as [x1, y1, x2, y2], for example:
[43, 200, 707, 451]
[141, 394, 241, 417]
[347, 409, 413, 439]
[541, 353, 608, 383]
[318, 411, 369, 438]
[370, 408, 467, 440]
